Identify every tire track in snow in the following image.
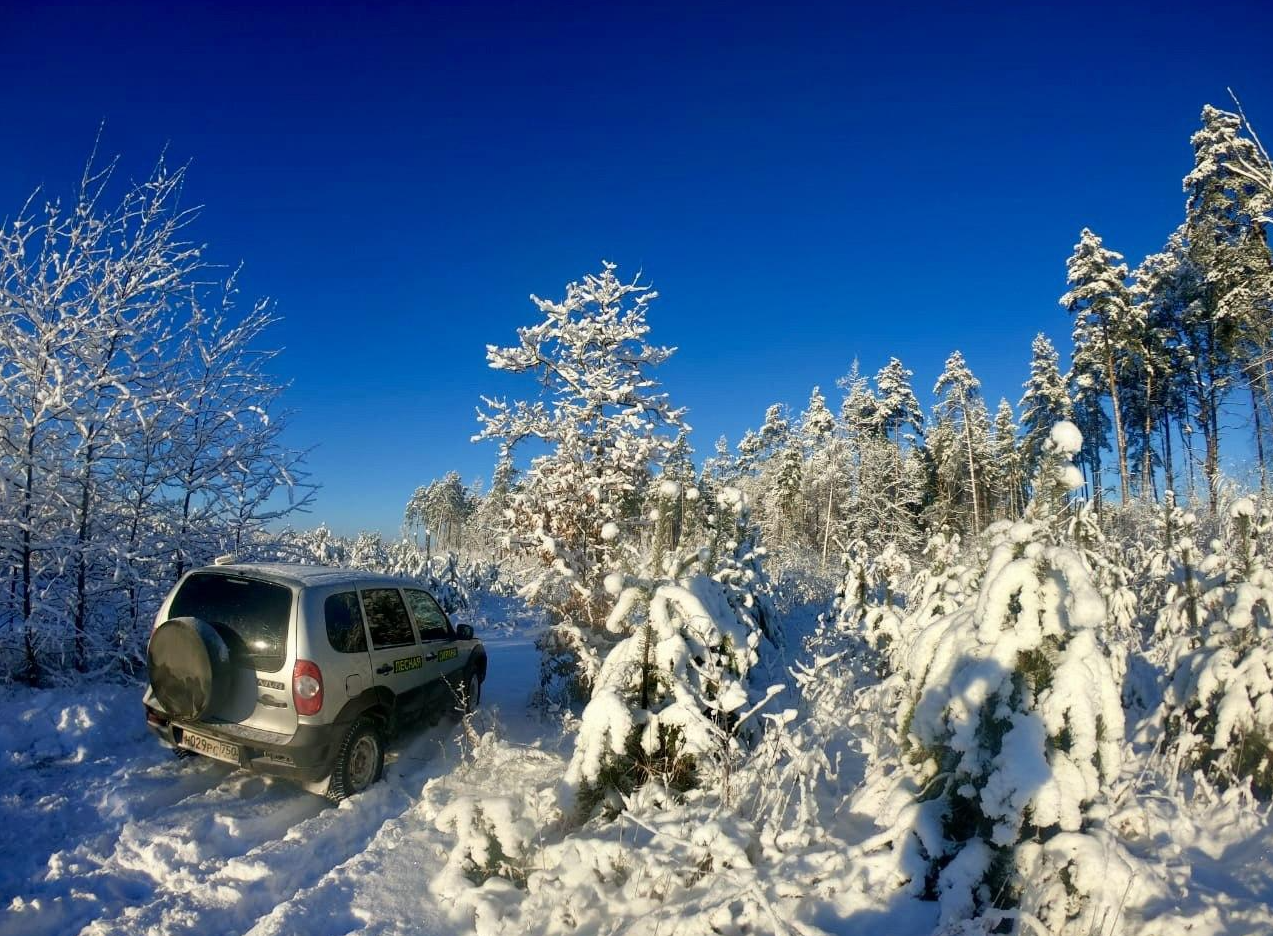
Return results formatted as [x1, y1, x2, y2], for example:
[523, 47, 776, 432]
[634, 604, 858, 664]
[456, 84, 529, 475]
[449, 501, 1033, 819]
[39, 722, 464, 936]
[2, 734, 233, 915]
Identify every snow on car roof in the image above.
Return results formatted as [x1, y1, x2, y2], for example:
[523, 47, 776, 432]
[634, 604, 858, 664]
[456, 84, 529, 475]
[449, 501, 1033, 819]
[193, 562, 415, 589]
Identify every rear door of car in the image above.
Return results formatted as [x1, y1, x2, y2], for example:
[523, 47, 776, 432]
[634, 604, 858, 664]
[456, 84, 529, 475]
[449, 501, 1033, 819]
[165, 571, 298, 738]
[358, 585, 428, 719]
[403, 589, 467, 707]
[317, 588, 375, 709]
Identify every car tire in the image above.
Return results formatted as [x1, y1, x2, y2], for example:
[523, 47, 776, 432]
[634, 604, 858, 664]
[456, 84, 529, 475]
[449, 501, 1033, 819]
[462, 668, 481, 714]
[325, 718, 384, 803]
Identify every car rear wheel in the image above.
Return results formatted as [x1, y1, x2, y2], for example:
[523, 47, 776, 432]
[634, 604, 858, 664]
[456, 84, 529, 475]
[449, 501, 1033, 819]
[325, 718, 383, 803]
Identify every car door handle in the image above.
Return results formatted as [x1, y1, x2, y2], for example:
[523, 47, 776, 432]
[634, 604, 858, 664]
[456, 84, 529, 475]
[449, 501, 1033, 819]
[424, 652, 437, 662]
[257, 694, 287, 708]
[375, 664, 393, 675]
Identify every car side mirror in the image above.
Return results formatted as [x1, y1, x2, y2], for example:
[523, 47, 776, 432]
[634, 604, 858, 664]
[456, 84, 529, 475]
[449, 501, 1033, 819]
[456, 623, 474, 640]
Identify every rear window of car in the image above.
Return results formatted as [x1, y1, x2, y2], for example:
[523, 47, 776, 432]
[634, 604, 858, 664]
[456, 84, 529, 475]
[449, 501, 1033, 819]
[169, 572, 293, 672]
[325, 591, 368, 654]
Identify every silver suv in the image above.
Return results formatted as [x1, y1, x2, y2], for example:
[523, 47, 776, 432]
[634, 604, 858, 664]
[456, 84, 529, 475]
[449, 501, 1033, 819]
[142, 562, 487, 801]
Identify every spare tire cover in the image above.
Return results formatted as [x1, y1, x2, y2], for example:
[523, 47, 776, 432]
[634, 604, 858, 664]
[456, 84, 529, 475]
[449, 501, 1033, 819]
[148, 617, 230, 720]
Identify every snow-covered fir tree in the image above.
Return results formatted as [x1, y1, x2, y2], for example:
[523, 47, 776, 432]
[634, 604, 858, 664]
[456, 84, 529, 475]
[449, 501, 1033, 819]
[862, 422, 1131, 932]
[1159, 496, 1273, 798]
[561, 481, 775, 816]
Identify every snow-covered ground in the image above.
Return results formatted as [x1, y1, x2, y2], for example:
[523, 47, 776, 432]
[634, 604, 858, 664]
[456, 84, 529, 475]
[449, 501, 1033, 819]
[2, 598, 559, 936]
[5, 588, 1273, 936]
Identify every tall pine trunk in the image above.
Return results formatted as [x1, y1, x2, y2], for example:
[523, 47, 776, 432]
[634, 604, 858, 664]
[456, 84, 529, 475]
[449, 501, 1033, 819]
[1249, 371, 1268, 493]
[959, 387, 981, 532]
[1181, 420, 1198, 505]
[1102, 332, 1131, 503]
[1142, 370, 1155, 498]
[1204, 381, 1220, 514]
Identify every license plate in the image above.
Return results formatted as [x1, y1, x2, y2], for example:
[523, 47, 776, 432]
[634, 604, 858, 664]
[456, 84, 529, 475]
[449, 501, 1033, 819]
[179, 729, 240, 764]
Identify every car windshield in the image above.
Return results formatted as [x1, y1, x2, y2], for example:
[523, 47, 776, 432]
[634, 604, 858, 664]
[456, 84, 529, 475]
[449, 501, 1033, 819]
[169, 572, 293, 672]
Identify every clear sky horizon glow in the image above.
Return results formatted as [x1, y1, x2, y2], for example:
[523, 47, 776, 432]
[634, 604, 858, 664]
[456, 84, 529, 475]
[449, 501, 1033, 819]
[5, 0, 1272, 536]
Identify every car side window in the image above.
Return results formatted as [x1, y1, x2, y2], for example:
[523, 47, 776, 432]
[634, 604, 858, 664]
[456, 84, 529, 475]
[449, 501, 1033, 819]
[404, 589, 452, 641]
[360, 588, 417, 649]
[325, 591, 368, 653]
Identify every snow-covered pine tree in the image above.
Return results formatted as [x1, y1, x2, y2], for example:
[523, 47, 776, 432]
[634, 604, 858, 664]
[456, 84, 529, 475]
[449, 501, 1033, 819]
[474, 263, 686, 668]
[1123, 255, 1180, 500]
[873, 357, 925, 446]
[702, 434, 739, 486]
[799, 386, 836, 449]
[825, 538, 910, 666]
[1067, 501, 1139, 654]
[765, 438, 805, 548]
[1063, 228, 1135, 505]
[898, 529, 977, 643]
[471, 452, 518, 555]
[990, 398, 1025, 520]
[1069, 359, 1112, 512]
[831, 365, 924, 555]
[798, 386, 851, 565]
[1183, 105, 1273, 502]
[932, 351, 991, 534]
[1019, 333, 1073, 485]
[1132, 237, 1197, 498]
[405, 472, 475, 553]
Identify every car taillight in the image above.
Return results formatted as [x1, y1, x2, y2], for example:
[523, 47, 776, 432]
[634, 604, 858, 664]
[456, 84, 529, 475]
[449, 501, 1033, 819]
[293, 660, 323, 716]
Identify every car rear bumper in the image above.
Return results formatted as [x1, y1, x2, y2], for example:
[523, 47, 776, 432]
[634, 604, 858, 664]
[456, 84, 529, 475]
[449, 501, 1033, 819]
[145, 705, 339, 783]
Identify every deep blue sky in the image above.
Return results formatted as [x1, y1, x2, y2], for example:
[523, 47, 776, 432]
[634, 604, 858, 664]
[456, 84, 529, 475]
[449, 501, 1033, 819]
[4, 0, 1272, 535]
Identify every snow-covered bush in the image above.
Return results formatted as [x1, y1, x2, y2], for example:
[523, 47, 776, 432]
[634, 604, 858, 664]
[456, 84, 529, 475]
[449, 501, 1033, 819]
[1145, 491, 1203, 645]
[824, 539, 912, 665]
[903, 530, 978, 635]
[1160, 497, 1273, 798]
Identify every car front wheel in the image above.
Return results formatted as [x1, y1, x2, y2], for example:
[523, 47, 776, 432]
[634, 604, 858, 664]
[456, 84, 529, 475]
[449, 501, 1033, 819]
[463, 669, 481, 714]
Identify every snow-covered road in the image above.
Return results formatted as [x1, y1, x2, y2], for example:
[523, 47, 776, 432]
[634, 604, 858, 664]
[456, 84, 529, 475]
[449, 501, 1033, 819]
[3, 614, 552, 936]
